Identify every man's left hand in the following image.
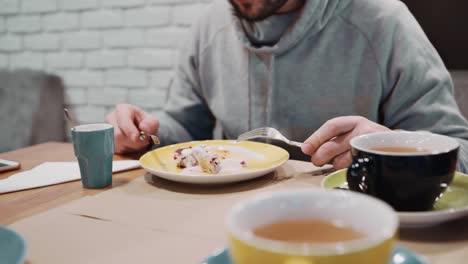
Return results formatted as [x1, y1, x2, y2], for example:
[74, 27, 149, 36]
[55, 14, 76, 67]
[301, 116, 390, 170]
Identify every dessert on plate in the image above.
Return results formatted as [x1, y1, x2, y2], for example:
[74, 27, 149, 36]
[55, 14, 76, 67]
[173, 145, 222, 174]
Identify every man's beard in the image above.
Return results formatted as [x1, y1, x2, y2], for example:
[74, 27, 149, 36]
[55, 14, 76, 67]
[229, 0, 289, 22]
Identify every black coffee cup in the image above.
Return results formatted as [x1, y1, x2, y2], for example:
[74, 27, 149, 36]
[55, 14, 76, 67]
[347, 131, 459, 211]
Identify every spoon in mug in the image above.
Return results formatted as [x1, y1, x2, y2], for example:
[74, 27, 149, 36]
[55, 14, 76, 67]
[64, 108, 78, 128]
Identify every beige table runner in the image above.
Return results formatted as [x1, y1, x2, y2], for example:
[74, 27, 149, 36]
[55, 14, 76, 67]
[9, 160, 320, 264]
[11, 206, 223, 264]
[9, 160, 468, 263]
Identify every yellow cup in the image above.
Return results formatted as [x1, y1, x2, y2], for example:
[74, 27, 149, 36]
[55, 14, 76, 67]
[226, 189, 398, 264]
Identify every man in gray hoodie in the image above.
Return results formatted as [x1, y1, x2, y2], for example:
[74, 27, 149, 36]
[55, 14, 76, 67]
[107, 0, 468, 172]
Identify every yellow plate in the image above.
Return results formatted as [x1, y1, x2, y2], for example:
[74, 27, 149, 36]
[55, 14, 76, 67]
[139, 140, 289, 184]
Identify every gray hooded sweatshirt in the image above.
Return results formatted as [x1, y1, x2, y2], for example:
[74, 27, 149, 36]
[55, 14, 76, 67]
[155, 0, 468, 172]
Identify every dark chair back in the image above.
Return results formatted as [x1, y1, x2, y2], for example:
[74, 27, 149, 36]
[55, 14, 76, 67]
[0, 69, 66, 152]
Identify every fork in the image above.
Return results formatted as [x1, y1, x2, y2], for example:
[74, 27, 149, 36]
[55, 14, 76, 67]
[139, 131, 161, 145]
[237, 127, 303, 148]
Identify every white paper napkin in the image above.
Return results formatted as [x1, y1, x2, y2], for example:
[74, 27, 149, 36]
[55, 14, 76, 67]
[0, 161, 141, 194]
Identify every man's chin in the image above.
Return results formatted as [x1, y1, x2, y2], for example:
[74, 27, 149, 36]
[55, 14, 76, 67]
[239, 13, 265, 22]
[231, 7, 271, 22]
[229, 0, 289, 22]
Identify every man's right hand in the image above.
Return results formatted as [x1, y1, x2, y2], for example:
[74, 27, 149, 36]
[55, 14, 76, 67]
[106, 104, 159, 154]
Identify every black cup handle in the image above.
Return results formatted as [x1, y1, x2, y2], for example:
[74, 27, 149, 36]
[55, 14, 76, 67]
[347, 157, 374, 194]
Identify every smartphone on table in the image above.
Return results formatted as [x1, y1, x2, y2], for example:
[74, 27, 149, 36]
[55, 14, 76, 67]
[0, 159, 21, 173]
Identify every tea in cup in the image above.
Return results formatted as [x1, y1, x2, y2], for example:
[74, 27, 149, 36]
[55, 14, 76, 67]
[347, 131, 459, 211]
[226, 189, 398, 264]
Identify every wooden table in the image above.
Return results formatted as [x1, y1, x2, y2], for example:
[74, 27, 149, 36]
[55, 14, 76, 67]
[0, 142, 145, 225]
[1, 142, 468, 264]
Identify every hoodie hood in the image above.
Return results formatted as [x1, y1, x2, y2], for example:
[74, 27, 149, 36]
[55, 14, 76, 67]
[232, 0, 351, 54]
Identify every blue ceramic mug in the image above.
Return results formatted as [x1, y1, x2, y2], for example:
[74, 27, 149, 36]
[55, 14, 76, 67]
[71, 124, 114, 189]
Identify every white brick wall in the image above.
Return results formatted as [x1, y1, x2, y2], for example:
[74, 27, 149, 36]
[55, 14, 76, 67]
[85, 50, 126, 69]
[65, 88, 87, 105]
[146, 27, 189, 48]
[7, 15, 41, 33]
[61, 0, 99, 11]
[43, 13, 79, 31]
[10, 52, 44, 69]
[0, 0, 212, 125]
[21, 0, 58, 13]
[129, 90, 167, 108]
[88, 89, 128, 106]
[101, 0, 146, 8]
[46, 52, 83, 69]
[70, 105, 108, 123]
[0, 35, 22, 51]
[173, 4, 204, 26]
[0, 54, 8, 67]
[106, 69, 147, 88]
[124, 8, 170, 27]
[102, 29, 145, 48]
[128, 49, 173, 68]
[0, 0, 19, 15]
[24, 34, 60, 51]
[82, 10, 123, 29]
[64, 70, 104, 87]
[0, 17, 5, 32]
[62, 31, 101, 50]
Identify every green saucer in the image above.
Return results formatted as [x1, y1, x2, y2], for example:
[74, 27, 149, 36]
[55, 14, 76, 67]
[322, 170, 468, 227]
[201, 246, 428, 264]
[0, 226, 27, 264]
[322, 170, 468, 210]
